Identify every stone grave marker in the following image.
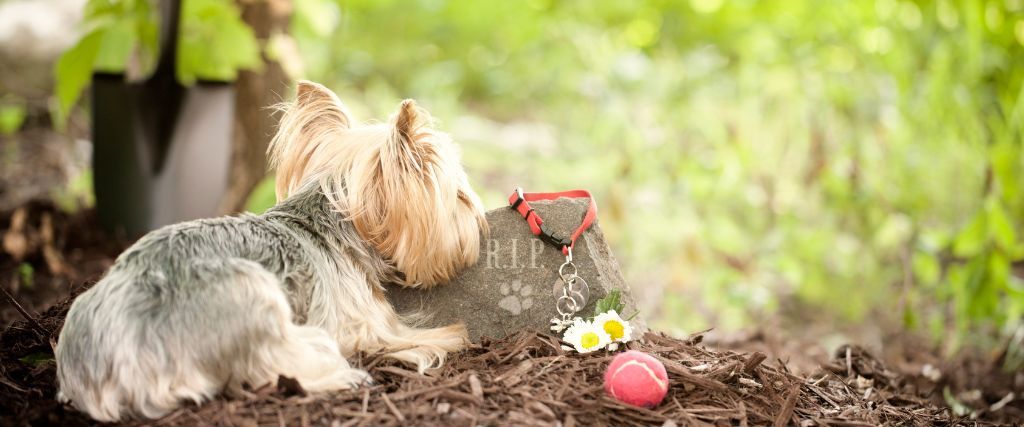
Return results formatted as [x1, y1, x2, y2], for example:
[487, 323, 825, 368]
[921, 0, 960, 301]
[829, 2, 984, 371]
[386, 197, 644, 343]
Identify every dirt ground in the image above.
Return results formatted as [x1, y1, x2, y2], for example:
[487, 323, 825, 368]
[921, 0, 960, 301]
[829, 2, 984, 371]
[1, 202, 1022, 426]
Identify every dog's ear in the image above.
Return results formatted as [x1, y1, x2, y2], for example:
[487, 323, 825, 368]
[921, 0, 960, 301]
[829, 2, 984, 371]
[389, 99, 437, 170]
[294, 80, 352, 129]
[270, 81, 354, 200]
[394, 99, 430, 140]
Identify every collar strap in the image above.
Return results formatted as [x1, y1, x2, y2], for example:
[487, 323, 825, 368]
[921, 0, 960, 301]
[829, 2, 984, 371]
[508, 187, 598, 256]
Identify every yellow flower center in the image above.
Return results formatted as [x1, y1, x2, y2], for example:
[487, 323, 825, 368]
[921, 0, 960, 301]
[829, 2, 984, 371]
[603, 320, 625, 340]
[580, 332, 601, 349]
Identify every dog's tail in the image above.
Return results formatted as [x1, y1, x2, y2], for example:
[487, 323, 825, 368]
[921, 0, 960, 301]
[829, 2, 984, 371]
[383, 321, 470, 371]
[55, 259, 366, 421]
[319, 292, 469, 373]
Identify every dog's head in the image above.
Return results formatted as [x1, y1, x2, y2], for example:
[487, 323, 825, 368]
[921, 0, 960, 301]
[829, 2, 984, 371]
[269, 81, 487, 287]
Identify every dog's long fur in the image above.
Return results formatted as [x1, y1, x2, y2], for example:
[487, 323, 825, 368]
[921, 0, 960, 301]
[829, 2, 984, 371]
[55, 81, 487, 421]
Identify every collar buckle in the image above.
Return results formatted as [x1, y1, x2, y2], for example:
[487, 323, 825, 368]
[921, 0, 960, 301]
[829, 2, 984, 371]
[539, 223, 571, 249]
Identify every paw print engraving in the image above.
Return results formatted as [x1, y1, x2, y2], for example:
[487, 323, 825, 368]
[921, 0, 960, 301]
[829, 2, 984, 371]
[498, 279, 534, 315]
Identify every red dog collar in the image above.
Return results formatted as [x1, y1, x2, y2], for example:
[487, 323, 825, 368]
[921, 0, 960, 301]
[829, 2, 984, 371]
[508, 188, 598, 256]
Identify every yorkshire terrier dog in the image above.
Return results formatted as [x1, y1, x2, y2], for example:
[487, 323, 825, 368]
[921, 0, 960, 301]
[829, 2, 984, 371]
[55, 81, 487, 421]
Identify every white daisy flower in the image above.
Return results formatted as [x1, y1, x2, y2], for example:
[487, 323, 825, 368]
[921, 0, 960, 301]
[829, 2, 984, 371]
[594, 310, 633, 343]
[562, 319, 611, 353]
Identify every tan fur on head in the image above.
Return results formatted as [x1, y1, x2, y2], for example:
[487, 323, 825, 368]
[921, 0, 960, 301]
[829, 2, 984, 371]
[269, 81, 487, 287]
[269, 81, 354, 200]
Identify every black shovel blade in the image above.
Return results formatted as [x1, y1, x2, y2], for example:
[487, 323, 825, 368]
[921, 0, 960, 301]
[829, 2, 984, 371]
[92, 73, 154, 235]
[91, 73, 235, 236]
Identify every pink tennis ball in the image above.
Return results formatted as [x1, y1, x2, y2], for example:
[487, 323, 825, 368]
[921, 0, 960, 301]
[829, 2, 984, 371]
[604, 350, 669, 408]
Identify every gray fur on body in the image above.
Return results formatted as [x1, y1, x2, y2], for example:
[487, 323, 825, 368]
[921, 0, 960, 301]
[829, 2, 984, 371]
[55, 185, 452, 421]
[70, 184, 391, 324]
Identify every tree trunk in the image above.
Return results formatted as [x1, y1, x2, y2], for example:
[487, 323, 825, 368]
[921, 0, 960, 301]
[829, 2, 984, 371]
[218, 0, 291, 214]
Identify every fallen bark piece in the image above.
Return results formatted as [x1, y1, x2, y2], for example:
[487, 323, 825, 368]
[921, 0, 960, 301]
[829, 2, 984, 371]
[276, 375, 307, 397]
[386, 197, 644, 342]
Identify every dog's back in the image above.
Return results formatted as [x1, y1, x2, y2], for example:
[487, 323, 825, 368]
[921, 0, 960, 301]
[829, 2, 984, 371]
[55, 199, 364, 420]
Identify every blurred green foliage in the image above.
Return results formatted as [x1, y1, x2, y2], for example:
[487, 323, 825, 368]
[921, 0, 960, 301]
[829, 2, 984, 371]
[176, 0, 262, 84]
[18, 262, 34, 291]
[53, 0, 261, 121]
[0, 95, 27, 137]
[58, 0, 1024, 350]
[52, 170, 96, 214]
[18, 352, 54, 367]
[246, 174, 278, 213]
[285, 0, 1024, 348]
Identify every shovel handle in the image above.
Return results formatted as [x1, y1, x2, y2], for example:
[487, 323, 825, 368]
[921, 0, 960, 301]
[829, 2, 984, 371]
[153, 0, 181, 80]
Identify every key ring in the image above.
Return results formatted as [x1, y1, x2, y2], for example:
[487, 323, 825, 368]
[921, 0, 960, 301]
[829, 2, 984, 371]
[554, 248, 590, 319]
[558, 255, 577, 282]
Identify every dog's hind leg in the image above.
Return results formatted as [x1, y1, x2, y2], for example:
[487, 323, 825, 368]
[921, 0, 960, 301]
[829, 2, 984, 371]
[195, 259, 371, 395]
[236, 321, 371, 394]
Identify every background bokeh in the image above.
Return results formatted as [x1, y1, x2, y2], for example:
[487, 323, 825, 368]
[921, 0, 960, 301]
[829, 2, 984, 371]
[3, 0, 1024, 358]
[272, 0, 1024, 352]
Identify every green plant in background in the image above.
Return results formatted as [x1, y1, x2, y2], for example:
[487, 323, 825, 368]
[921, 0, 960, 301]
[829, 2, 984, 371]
[302, 0, 1023, 351]
[18, 263, 34, 291]
[53, 0, 261, 122]
[176, 0, 262, 85]
[52, 170, 96, 213]
[67, 0, 1024, 355]
[54, 0, 158, 122]
[245, 175, 277, 214]
[0, 95, 27, 137]
[286, 0, 343, 78]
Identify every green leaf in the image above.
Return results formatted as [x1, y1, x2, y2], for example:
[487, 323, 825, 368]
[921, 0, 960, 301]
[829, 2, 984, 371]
[988, 251, 1010, 289]
[593, 289, 625, 316]
[54, 29, 105, 120]
[912, 251, 941, 285]
[19, 352, 53, 367]
[18, 263, 34, 290]
[0, 102, 26, 136]
[991, 140, 1020, 203]
[943, 386, 972, 417]
[51, 169, 95, 213]
[963, 255, 992, 321]
[986, 199, 1016, 252]
[1007, 275, 1024, 305]
[1012, 241, 1024, 261]
[52, 0, 159, 126]
[94, 18, 138, 72]
[903, 302, 918, 328]
[177, 0, 261, 85]
[952, 212, 987, 258]
[84, 0, 122, 21]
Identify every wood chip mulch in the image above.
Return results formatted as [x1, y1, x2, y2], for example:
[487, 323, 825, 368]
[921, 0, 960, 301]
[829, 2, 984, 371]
[1, 297, 971, 427]
[0, 203, 1017, 425]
